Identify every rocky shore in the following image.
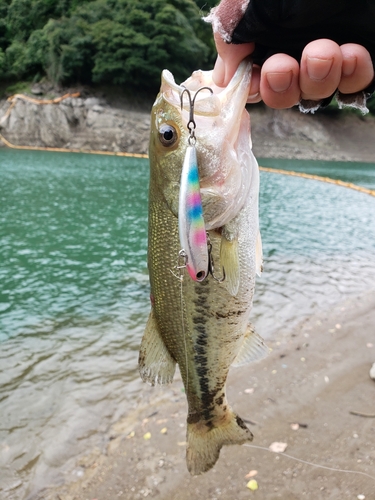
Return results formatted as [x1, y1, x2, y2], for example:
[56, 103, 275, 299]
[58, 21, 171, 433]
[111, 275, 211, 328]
[1, 92, 375, 162]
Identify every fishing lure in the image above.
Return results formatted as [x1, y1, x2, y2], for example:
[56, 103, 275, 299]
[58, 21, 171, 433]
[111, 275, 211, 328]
[178, 87, 212, 282]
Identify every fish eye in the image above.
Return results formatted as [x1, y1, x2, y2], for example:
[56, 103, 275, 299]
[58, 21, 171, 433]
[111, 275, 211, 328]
[158, 124, 178, 147]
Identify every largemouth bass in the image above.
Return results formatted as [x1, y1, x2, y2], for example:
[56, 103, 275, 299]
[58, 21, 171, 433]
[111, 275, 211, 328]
[139, 58, 268, 476]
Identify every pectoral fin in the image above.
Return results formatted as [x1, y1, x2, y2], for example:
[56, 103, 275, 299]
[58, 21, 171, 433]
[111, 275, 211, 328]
[220, 235, 240, 297]
[233, 324, 269, 367]
[138, 309, 176, 385]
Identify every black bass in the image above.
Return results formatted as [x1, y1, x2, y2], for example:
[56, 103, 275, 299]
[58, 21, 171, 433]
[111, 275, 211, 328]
[139, 58, 268, 476]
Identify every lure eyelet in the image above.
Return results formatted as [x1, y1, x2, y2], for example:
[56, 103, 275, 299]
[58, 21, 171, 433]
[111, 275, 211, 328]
[158, 124, 178, 147]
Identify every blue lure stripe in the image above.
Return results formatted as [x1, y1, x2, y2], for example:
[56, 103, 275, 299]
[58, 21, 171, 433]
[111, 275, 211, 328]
[188, 166, 199, 185]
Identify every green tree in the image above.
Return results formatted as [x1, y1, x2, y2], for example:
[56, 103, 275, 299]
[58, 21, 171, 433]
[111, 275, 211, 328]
[0, 48, 5, 78]
[4, 40, 28, 78]
[43, 16, 94, 83]
[42, 0, 213, 90]
[0, 0, 216, 92]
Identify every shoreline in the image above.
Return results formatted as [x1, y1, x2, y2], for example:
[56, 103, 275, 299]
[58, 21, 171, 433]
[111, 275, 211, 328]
[37, 290, 375, 500]
[1, 96, 375, 163]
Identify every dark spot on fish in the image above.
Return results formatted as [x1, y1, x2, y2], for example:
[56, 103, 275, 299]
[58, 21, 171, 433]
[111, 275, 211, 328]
[193, 316, 206, 325]
[215, 395, 224, 406]
[195, 335, 207, 346]
[187, 412, 200, 424]
[215, 309, 246, 320]
[205, 420, 214, 430]
[216, 311, 227, 319]
[236, 415, 249, 431]
[138, 352, 145, 365]
[195, 355, 208, 367]
[194, 345, 205, 356]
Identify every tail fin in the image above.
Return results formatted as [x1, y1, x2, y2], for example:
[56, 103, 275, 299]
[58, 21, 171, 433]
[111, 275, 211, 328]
[186, 410, 253, 476]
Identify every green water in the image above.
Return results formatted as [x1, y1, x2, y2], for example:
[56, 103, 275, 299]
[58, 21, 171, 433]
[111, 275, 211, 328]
[1, 149, 148, 340]
[0, 148, 375, 499]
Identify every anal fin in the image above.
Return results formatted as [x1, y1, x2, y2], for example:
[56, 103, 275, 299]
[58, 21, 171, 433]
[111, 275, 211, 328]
[138, 309, 176, 385]
[233, 324, 269, 367]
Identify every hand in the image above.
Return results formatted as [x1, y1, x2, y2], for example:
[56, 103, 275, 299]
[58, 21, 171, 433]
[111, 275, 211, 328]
[213, 36, 374, 109]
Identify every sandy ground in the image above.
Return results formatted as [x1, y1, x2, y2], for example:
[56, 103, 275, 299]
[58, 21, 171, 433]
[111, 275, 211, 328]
[37, 290, 375, 500]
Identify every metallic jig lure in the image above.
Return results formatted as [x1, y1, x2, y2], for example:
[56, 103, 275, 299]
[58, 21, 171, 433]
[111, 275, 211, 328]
[178, 87, 212, 282]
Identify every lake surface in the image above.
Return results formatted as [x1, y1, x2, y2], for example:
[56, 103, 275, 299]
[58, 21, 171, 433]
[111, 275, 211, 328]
[1, 149, 375, 499]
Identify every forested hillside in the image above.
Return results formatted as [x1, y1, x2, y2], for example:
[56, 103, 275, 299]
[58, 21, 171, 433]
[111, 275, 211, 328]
[0, 0, 217, 92]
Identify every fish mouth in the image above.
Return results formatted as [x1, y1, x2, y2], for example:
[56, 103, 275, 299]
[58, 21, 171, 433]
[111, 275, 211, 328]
[160, 58, 253, 123]
[159, 58, 256, 231]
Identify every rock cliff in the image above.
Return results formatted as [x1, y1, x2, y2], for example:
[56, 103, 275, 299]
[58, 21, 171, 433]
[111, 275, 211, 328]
[1, 94, 375, 162]
[0, 96, 150, 155]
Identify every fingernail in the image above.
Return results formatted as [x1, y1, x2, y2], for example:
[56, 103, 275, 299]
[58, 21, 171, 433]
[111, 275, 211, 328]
[342, 56, 357, 77]
[247, 92, 260, 103]
[213, 56, 225, 87]
[266, 71, 293, 92]
[306, 57, 333, 81]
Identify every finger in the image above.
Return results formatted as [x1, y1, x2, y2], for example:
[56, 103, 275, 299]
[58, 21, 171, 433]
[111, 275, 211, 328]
[213, 32, 254, 87]
[247, 65, 261, 103]
[300, 39, 342, 101]
[339, 43, 374, 94]
[259, 54, 300, 109]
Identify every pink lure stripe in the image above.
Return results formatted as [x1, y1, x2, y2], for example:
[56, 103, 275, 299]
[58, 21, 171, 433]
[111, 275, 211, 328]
[187, 192, 202, 208]
[192, 228, 207, 246]
[186, 264, 197, 281]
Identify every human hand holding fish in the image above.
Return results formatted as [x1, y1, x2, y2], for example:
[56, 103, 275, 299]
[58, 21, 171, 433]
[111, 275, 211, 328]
[139, 58, 268, 475]
[205, 0, 375, 113]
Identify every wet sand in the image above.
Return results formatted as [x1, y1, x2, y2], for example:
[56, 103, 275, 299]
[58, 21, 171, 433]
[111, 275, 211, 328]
[40, 291, 375, 500]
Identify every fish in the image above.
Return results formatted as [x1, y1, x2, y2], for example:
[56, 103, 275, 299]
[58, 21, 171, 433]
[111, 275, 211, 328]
[138, 58, 268, 476]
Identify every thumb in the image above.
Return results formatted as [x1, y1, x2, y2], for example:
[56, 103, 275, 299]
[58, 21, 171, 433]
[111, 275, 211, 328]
[213, 33, 254, 87]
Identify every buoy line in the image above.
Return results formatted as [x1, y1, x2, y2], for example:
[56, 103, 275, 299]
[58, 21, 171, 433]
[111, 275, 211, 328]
[1, 93, 374, 197]
[259, 166, 375, 197]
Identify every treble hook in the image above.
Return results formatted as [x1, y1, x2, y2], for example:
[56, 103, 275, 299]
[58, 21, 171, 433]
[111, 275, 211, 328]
[207, 239, 226, 283]
[180, 86, 213, 143]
